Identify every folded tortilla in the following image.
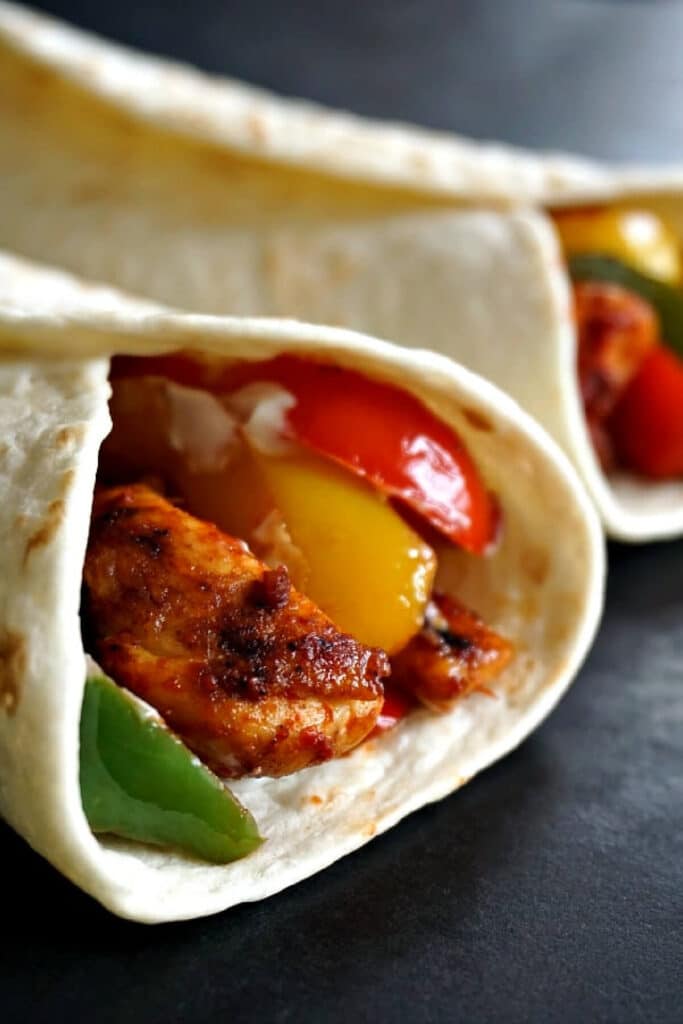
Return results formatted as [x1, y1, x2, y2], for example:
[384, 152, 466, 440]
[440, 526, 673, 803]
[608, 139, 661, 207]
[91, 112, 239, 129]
[0, 250, 604, 922]
[1, 3, 681, 542]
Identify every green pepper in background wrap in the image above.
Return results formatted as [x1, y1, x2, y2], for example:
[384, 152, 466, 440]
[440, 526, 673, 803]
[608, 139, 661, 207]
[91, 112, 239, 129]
[569, 253, 683, 359]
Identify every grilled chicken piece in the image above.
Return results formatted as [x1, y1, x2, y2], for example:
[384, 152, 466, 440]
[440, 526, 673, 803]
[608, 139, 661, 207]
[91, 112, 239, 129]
[390, 594, 512, 712]
[574, 281, 658, 469]
[82, 484, 388, 778]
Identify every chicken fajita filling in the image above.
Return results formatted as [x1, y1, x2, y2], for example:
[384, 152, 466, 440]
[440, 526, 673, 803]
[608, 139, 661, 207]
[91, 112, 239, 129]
[80, 354, 512, 863]
[553, 206, 683, 479]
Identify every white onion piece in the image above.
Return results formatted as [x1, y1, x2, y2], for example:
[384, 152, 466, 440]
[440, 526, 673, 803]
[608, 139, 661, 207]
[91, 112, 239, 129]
[166, 381, 239, 473]
[228, 383, 297, 456]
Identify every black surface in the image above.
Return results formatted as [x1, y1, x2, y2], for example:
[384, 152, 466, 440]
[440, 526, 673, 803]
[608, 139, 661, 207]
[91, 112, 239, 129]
[4, 3, 683, 1022]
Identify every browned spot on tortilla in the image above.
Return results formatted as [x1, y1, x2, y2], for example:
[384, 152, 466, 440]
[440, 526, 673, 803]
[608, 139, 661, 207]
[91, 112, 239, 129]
[364, 822, 377, 838]
[70, 181, 110, 203]
[544, 611, 581, 653]
[0, 630, 26, 715]
[23, 469, 75, 564]
[462, 407, 494, 432]
[25, 63, 52, 91]
[247, 113, 268, 146]
[327, 249, 360, 283]
[55, 424, 85, 450]
[520, 546, 550, 587]
[303, 786, 341, 807]
[24, 499, 65, 563]
[194, 143, 239, 181]
[323, 312, 349, 328]
[519, 592, 540, 623]
[262, 240, 283, 283]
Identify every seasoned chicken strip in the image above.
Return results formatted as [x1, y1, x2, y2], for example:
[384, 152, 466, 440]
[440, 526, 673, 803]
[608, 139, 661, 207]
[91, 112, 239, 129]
[391, 595, 512, 712]
[574, 281, 658, 470]
[82, 484, 388, 778]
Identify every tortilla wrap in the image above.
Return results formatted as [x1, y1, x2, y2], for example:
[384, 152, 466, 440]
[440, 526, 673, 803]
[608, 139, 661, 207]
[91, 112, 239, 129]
[0, 3, 681, 542]
[0, 250, 604, 922]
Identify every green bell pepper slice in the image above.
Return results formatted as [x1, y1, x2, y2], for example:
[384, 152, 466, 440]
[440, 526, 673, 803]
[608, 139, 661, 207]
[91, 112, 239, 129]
[80, 674, 263, 863]
[569, 253, 683, 359]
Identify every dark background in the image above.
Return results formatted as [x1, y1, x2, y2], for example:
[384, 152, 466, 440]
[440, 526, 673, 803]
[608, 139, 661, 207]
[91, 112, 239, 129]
[4, 2, 682, 1022]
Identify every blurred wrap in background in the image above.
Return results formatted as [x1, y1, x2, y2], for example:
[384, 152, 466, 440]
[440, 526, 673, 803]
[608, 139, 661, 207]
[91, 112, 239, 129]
[30, 0, 683, 160]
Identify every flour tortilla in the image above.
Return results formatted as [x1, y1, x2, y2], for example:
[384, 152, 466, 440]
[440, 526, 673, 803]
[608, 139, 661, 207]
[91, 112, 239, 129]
[0, 250, 604, 922]
[0, 3, 681, 541]
[1, 0, 682, 206]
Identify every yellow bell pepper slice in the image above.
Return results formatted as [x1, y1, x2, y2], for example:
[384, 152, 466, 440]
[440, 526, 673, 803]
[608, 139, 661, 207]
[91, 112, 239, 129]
[554, 206, 681, 286]
[106, 374, 436, 653]
[178, 441, 436, 653]
[254, 449, 436, 654]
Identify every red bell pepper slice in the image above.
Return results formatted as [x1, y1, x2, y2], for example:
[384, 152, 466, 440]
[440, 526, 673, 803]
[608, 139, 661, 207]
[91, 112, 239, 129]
[113, 354, 499, 554]
[609, 346, 683, 479]
[372, 687, 415, 734]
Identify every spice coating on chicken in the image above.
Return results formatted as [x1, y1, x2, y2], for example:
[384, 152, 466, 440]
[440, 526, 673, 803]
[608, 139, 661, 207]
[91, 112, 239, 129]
[82, 484, 388, 778]
[390, 594, 513, 711]
[574, 281, 658, 469]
